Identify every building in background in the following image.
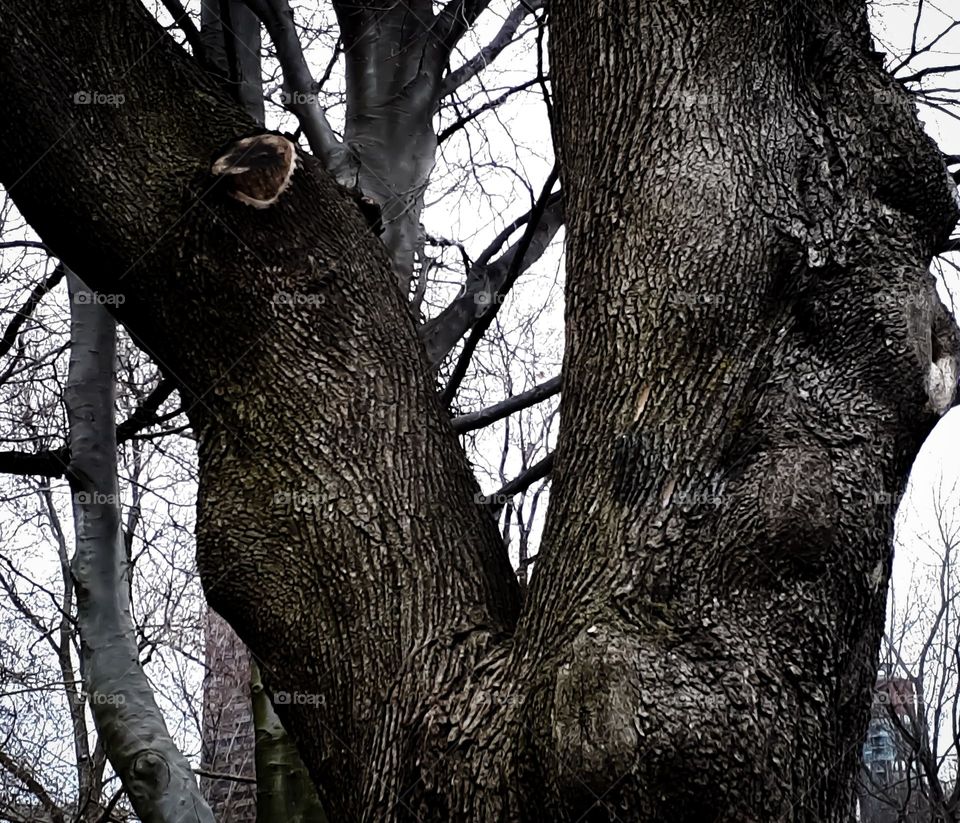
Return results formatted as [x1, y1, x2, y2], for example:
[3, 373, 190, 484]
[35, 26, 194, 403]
[858, 670, 928, 823]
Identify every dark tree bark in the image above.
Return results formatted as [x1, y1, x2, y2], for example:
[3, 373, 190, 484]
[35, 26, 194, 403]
[0, 1, 957, 821]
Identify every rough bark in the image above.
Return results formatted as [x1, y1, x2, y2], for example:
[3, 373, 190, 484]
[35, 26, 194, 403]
[196, 15, 262, 821]
[0, 3, 519, 818]
[1, 0, 957, 821]
[64, 272, 215, 823]
[524, 1, 960, 818]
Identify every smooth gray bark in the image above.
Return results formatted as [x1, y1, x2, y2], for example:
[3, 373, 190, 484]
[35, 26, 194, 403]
[65, 271, 215, 823]
[201, 0, 265, 125]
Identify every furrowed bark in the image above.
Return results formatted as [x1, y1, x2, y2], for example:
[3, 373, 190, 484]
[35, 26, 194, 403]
[507, 1, 960, 819]
[65, 271, 215, 823]
[0, 2, 520, 818]
[196, 16, 261, 820]
[3, 0, 958, 820]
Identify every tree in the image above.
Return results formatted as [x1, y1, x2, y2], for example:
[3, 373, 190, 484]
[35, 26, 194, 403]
[0, 0, 958, 821]
[860, 467, 960, 822]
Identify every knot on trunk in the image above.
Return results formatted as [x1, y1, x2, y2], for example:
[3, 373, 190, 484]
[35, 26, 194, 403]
[542, 618, 792, 820]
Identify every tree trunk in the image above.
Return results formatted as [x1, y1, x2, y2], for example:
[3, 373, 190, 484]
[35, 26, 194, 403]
[196, 13, 263, 820]
[251, 662, 329, 823]
[1, 1, 957, 820]
[65, 272, 215, 823]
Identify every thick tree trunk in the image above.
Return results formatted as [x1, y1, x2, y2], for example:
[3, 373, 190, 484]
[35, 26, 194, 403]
[1, 1, 957, 820]
[196, 14, 262, 820]
[336, 0, 445, 291]
[528, 1, 960, 818]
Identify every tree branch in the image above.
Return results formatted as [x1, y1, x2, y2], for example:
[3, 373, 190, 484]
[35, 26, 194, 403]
[160, 0, 205, 57]
[193, 767, 258, 785]
[0, 749, 66, 823]
[0, 240, 49, 252]
[422, 189, 562, 367]
[0, 263, 65, 361]
[898, 63, 960, 85]
[65, 271, 215, 822]
[452, 375, 560, 433]
[241, 0, 355, 178]
[0, 377, 177, 478]
[440, 0, 544, 97]
[438, 77, 544, 143]
[485, 452, 553, 505]
[438, 166, 560, 399]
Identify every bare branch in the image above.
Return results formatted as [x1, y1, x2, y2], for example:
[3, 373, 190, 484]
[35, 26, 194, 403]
[422, 190, 563, 367]
[0, 377, 178, 478]
[438, 77, 544, 143]
[452, 375, 560, 433]
[192, 768, 258, 785]
[0, 240, 49, 252]
[485, 452, 553, 505]
[436, 168, 561, 397]
[241, 0, 355, 179]
[160, 0, 205, 57]
[899, 63, 960, 85]
[0, 263, 65, 361]
[0, 749, 66, 823]
[440, 0, 544, 97]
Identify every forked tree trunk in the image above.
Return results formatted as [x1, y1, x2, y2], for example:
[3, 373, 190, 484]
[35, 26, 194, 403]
[0, 1, 956, 820]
